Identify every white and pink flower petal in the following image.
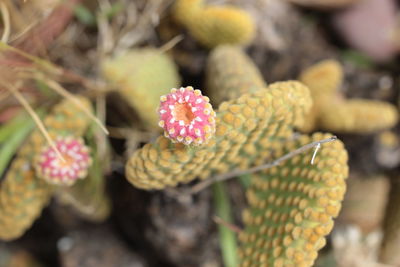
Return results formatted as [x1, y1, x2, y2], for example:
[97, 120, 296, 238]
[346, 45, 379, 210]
[158, 86, 216, 146]
[34, 136, 91, 186]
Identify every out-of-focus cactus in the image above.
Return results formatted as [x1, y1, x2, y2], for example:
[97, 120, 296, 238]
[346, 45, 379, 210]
[298, 59, 398, 133]
[319, 99, 398, 133]
[173, 0, 203, 25]
[173, 0, 255, 48]
[299, 60, 343, 98]
[0, 97, 92, 240]
[298, 60, 343, 133]
[126, 81, 312, 190]
[101, 48, 181, 130]
[238, 133, 349, 267]
[206, 45, 266, 105]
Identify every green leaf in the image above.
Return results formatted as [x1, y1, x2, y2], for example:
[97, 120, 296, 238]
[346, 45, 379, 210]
[0, 113, 26, 143]
[102, 3, 124, 19]
[74, 4, 96, 26]
[0, 114, 36, 177]
[35, 80, 56, 98]
[213, 182, 238, 267]
[238, 174, 251, 188]
[341, 49, 373, 69]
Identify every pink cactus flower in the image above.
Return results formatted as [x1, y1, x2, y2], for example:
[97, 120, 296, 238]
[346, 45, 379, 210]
[158, 86, 216, 146]
[35, 136, 91, 186]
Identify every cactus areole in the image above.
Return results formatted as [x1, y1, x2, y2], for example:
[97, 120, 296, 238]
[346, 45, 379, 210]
[35, 137, 91, 186]
[158, 87, 216, 146]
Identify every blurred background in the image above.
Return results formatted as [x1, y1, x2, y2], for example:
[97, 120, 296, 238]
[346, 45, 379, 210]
[1, 0, 400, 266]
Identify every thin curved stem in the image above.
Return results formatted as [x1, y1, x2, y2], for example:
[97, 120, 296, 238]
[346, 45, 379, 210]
[181, 136, 338, 196]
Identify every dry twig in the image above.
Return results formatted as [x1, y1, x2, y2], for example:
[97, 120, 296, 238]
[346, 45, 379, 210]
[213, 215, 243, 233]
[40, 78, 109, 135]
[169, 136, 338, 197]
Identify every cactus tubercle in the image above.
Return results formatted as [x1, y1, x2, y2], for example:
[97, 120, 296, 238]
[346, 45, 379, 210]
[158, 86, 216, 146]
[35, 136, 92, 186]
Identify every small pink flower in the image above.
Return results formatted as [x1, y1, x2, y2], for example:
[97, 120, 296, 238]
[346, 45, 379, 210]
[158, 86, 216, 145]
[35, 136, 92, 186]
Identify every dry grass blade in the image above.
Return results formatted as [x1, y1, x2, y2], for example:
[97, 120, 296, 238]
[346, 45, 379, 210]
[95, 94, 109, 159]
[213, 216, 243, 234]
[2, 81, 65, 162]
[159, 35, 184, 53]
[0, 2, 11, 43]
[41, 78, 109, 135]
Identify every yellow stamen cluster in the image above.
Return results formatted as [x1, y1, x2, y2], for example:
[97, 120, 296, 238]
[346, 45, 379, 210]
[101, 48, 181, 130]
[206, 45, 266, 105]
[125, 81, 312, 190]
[238, 133, 349, 267]
[298, 60, 398, 133]
[173, 0, 255, 48]
[0, 97, 92, 240]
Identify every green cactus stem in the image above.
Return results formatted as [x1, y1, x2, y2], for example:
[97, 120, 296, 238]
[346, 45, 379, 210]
[238, 133, 349, 267]
[126, 81, 312, 190]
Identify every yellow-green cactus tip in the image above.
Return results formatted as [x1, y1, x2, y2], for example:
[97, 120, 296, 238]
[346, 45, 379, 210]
[299, 59, 343, 96]
[101, 48, 181, 130]
[320, 99, 399, 133]
[173, 0, 255, 47]
[206, 45, 266, 104]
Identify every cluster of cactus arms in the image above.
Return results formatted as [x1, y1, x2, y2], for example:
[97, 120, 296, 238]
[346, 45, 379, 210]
[124, 44, 349, 266]
[238, 133, 348, 267]
[172, 0, 255, 48]
[0, 16, 351, 267]
[125, 80, 312, 189]
[205, 47, 349, 266]
[101, 48, 181, 130]
[298, 60, 398, 133]
[0, 97, 97, 240]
